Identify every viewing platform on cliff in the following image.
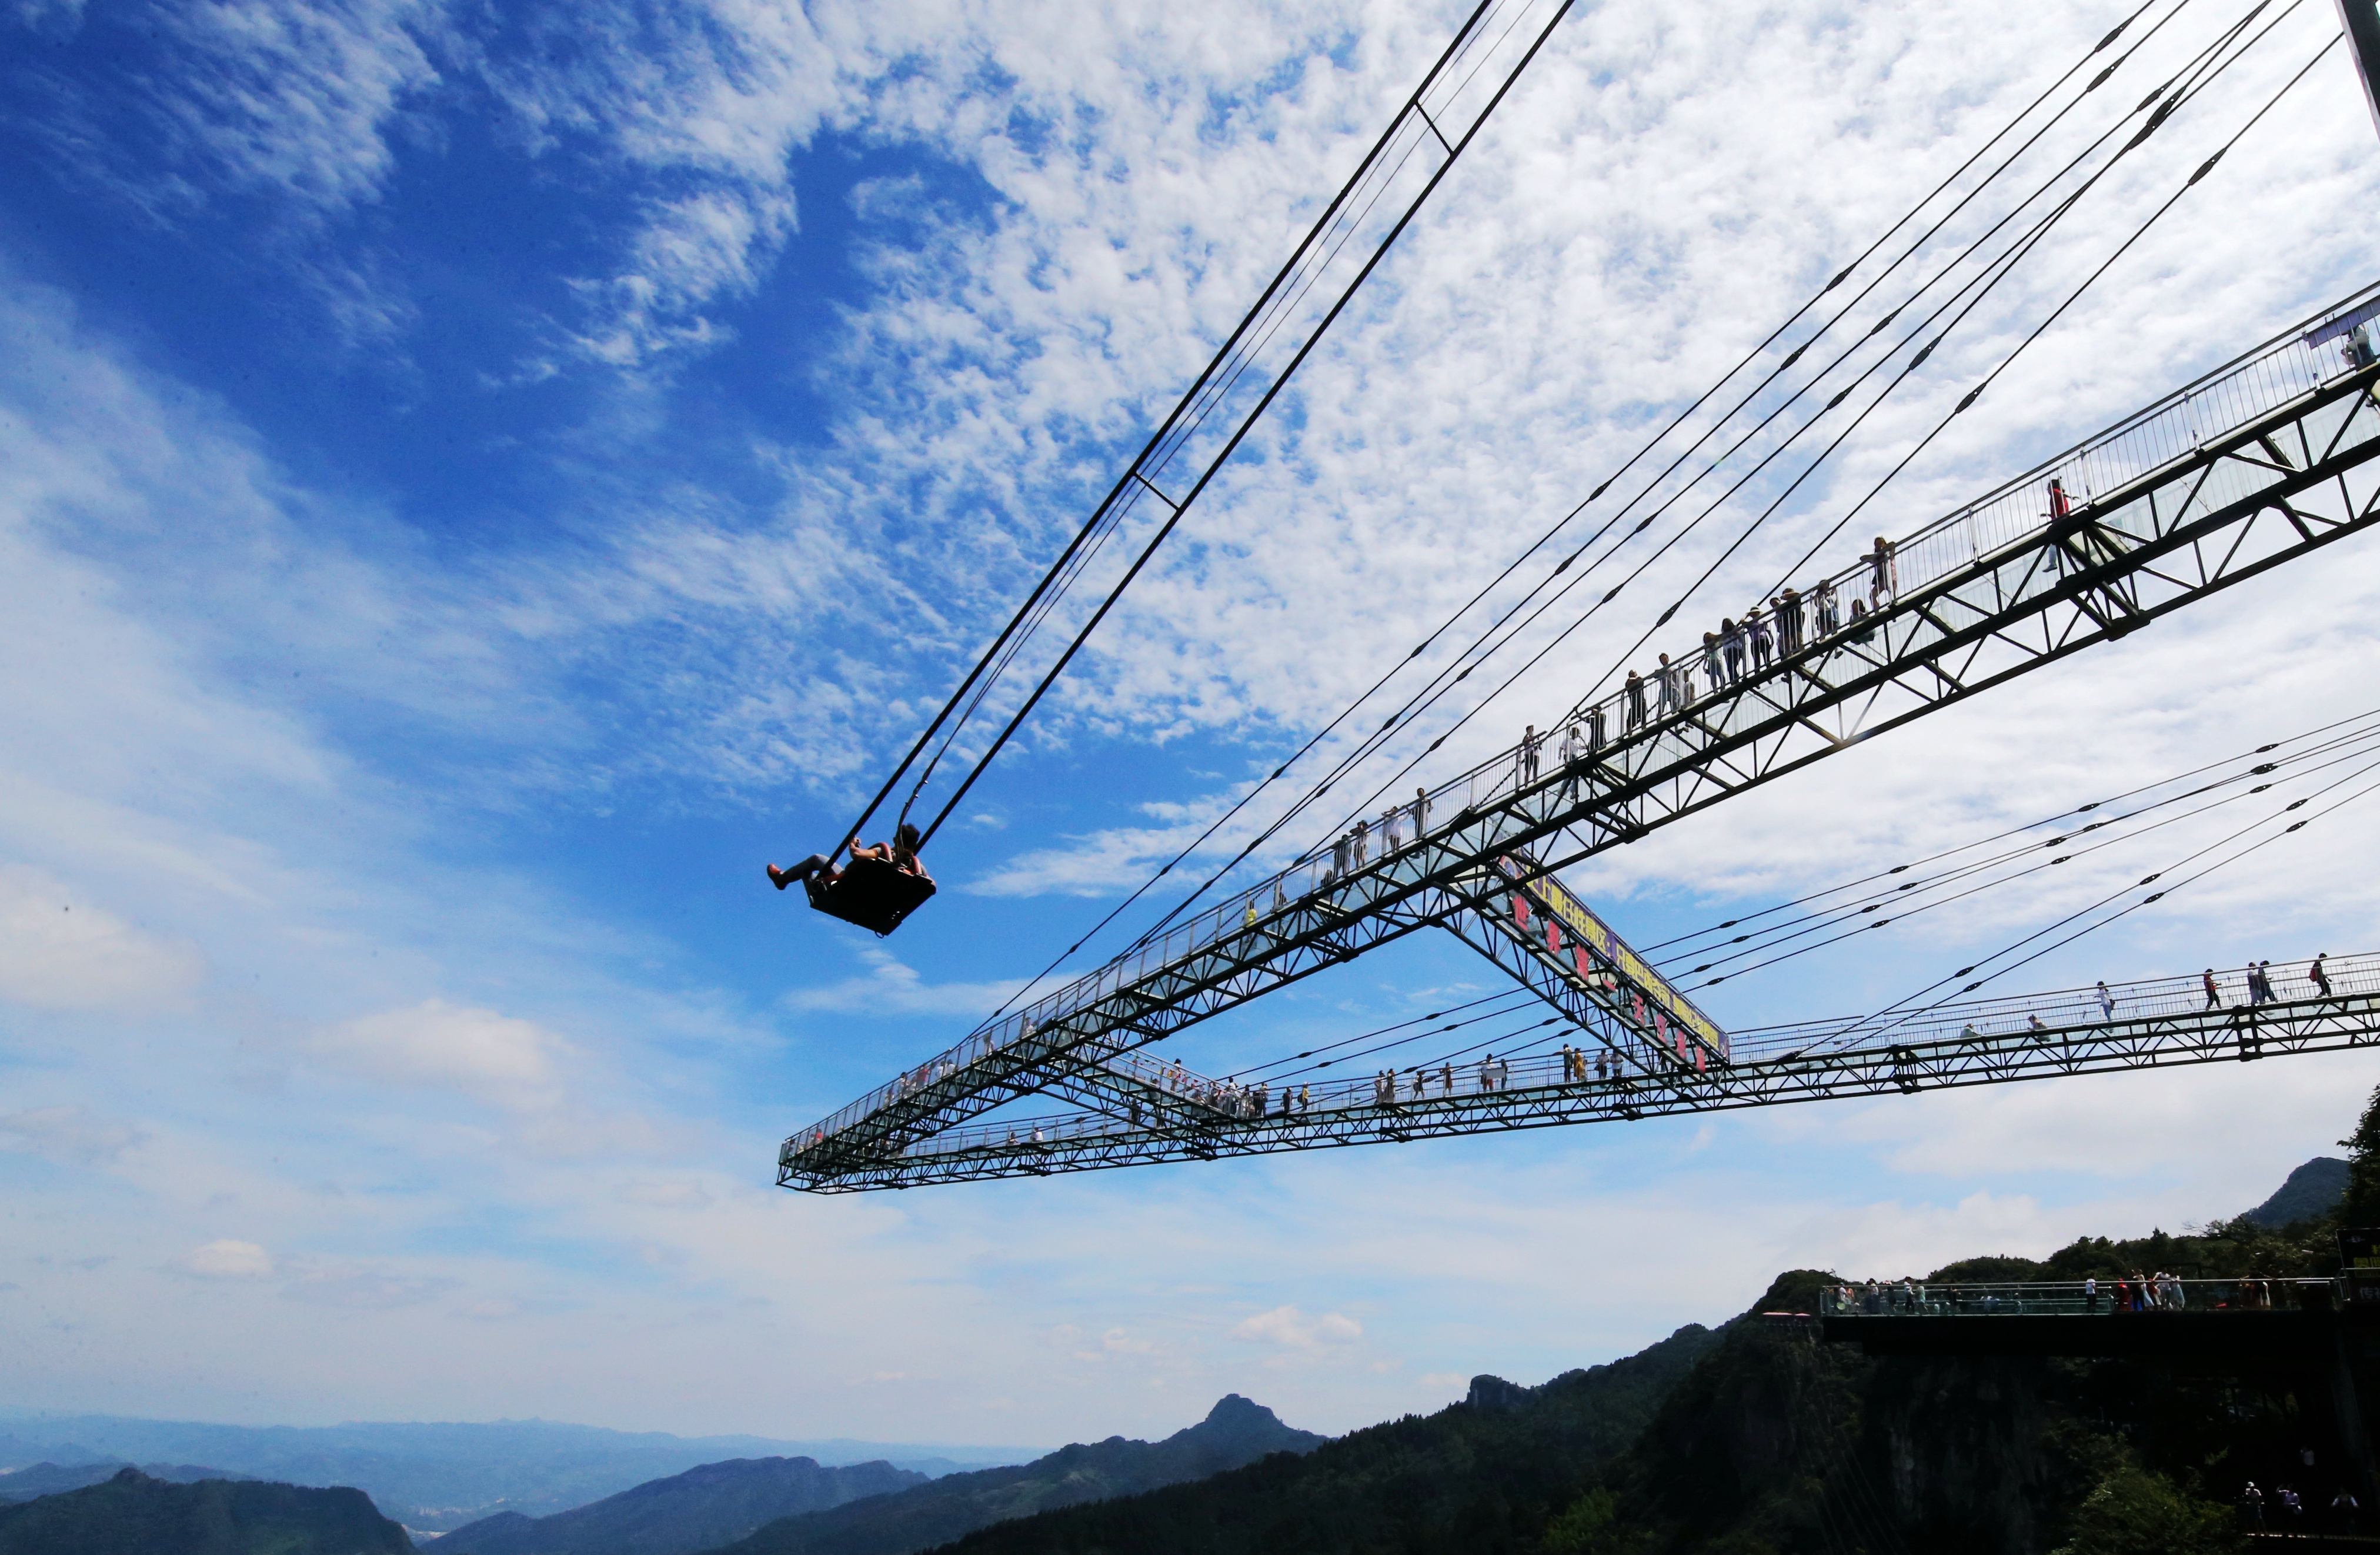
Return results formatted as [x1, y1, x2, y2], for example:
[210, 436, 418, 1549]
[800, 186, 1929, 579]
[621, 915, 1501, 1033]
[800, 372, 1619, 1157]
[1819, 1277, 2376, 1362]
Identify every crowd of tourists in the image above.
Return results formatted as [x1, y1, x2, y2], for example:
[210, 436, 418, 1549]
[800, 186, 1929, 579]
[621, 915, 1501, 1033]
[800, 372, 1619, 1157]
[1829, 1271, 2304, 1317]
[2239, 1477, 2360, 1535]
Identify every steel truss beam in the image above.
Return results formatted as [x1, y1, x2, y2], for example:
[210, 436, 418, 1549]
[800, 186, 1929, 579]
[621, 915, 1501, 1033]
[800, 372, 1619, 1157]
[1441, 882, 1711, 1081]
[793, 979, 2380, 1190]
[783, 294, 2380, 1192]
[1456, 850, 1728, 1061]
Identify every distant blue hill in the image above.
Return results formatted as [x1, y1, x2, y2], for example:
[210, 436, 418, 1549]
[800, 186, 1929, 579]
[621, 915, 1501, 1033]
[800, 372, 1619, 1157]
[438, 1457, 926, 1555]
[0, 1460, 252, 1503]
[0, 1416, 1039, 1534]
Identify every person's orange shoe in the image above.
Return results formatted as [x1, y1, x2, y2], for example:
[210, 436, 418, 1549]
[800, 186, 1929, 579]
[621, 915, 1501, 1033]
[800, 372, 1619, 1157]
[766, 863, 792, 890]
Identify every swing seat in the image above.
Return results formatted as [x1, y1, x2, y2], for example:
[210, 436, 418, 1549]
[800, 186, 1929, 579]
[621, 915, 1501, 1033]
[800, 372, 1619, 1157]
[807, 855, 937, 936]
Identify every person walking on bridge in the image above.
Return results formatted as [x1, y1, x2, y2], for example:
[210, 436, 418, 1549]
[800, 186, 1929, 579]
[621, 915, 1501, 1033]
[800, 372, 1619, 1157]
[1748, 605, 1774, 672]
[2204, 968, 2222, 1009]
[1657, 654, 1683, 719]
[1720, 618, 1745, 683]
[1625, 670, 1648, 732]
[1777, 588, 1805, 656]
[1814, 577, 1840, 637]
[2096, 980, 2115, 1023]
[1868, 536, 1898, 606]
[2311, 953, 2333, 997]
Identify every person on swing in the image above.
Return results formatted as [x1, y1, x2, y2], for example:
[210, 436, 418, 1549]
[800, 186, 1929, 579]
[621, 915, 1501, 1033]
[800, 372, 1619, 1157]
[769, 822, 928, 892]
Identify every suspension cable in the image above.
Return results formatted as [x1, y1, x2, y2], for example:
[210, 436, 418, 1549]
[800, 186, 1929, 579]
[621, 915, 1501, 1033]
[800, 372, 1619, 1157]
[1001, 0, 2201, 980]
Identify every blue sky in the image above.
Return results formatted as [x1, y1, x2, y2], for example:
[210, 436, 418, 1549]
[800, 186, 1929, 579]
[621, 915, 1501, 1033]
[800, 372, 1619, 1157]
[5, 0, 2380, 1450]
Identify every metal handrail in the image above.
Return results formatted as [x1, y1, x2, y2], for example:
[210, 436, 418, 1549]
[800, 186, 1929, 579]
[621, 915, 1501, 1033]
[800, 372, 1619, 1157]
[860, 957, 2371, 1162]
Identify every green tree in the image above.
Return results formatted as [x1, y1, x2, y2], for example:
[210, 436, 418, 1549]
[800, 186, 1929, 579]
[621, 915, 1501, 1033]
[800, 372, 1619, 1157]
[1541, 1488, 1623, 1555]
[2050, 1463, 2241, 1555]
[2343, 1081, 2380, 1229]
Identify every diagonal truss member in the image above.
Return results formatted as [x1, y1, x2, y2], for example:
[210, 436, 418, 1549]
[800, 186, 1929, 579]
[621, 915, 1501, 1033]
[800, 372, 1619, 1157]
[782, 282, 2380, 1192]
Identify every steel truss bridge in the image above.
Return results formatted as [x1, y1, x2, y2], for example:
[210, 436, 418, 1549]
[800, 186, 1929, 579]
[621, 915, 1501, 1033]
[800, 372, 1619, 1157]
[782, 281, 2380, 1194]
[795, 962, 2380, 1190]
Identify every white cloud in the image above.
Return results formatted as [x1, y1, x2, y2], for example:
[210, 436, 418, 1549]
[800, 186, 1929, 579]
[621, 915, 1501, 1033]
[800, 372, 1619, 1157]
[0, 865, 206, 1011]
[0, 1105, 149, 1167]
[569, 186, 800, 366]
[782, 945, 1035, 1017]
[314, 1000, 568, 1109]
[176, 1240, 275, 1280]
[30, 0, 449, 218]
[1232, 1305, 1364, 1348]
[282, 1264, 458, 1309]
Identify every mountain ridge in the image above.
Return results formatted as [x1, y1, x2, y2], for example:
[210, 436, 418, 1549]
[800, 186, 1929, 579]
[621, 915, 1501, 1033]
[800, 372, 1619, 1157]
[877, 1154, 2361, 1555]
[0, 1459, 252, 1503]
[436, 1456, 927, 1555]
[707, 1393, 1326, 1555]
[0, 1414, 1037, 1532]
[0, 1466, 410, 1554]
[2244, 1153, 2350, 1226]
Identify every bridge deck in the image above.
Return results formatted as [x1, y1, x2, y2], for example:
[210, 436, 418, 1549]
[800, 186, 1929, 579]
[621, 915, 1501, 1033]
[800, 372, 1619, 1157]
[786, 958, 2380, 1190]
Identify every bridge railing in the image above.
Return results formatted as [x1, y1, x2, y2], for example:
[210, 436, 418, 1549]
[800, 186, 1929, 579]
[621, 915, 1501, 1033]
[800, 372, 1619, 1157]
[789, 945, 2375, 1166]
[830, 956, 2377, 1167]
[1820, 1277, 2336, 1316]
[793, 282, 2380, 1159]
[861, 1033, 1691, 1164]
[1729, 952, 2380, 1061]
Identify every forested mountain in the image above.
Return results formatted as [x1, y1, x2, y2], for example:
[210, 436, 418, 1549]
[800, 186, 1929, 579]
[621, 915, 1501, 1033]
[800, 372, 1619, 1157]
[0, 1460, 249, 1501]
[897, 1327, 1721, 1555]
[0, 1466, 410, 1554]
[2245, 1154, 2349, 1227]
[712, 1395, 1327, 1555]
[1537, 1199, 2351, 1555]
[439, 1456, 927, 1555]
[816, 1153, 2359, 1555]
